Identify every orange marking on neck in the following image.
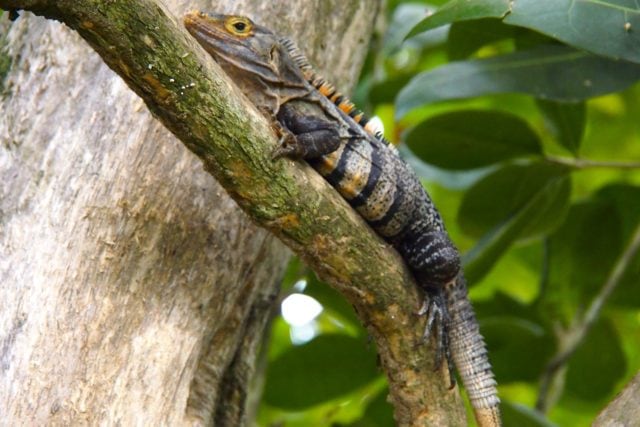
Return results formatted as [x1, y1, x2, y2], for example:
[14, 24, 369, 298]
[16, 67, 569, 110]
[319, 84, 333, 97]
[339, 103, 355, 114]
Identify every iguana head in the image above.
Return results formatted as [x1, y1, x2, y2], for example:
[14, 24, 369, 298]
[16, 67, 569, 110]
[184, 11, 309, 112]
[185, 13, 270, 68]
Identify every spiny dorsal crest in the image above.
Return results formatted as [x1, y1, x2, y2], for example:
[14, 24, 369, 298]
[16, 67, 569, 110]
[280, 37, 393, 148]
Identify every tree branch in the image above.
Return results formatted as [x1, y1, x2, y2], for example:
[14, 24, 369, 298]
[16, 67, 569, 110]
[593, 372, 640, 426]
[0, 0, 465, 425]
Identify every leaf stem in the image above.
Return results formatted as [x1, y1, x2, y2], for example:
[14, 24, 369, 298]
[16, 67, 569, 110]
[536, 221, 640, 412]
[546, 156, 640, 170]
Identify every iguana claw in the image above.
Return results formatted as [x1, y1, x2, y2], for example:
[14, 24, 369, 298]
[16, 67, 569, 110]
[271, 137, 301, 160]
[418, 292, 456, 389]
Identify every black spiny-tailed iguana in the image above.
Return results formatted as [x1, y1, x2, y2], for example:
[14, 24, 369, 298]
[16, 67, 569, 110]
[184, 12, 501, 426]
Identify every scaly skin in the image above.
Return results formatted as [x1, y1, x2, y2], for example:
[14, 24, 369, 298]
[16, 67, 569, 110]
[184, 11, 501, 426]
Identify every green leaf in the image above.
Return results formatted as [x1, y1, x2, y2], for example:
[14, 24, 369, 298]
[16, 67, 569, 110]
[446, 18, 515, 60]
[544, 200, 623, 321]
[405, 110, 542, 170]
[280, 256, 304, 291]
[345, 388, 395, 427]
[400, 145, 492, 189]
[566, 318, 627, 401]
[537, 100, 586, 155]
[405, 0, 511, 40]
[474, 291, 542, 322]
[615, 241, 640, 308]
[506, 0, 640, 64]
[263, 334, 378, 410]
[461, 163, 571, 282]
[305, 272, 363, 331]
[459, 163, 570, 239]
[481, 316, 553, 382]
[369, 74, 413, 105]
[407, 0, 640, 64]
[502, 401, 558, 427]
[597, 184, 640, 241]
[396, 45, 640, 118]
[597, 185, 640, 308]
[383, 3, 444, 54]
[512, 28, 560, 51]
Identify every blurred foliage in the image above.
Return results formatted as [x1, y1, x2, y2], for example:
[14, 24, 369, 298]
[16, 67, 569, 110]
[258, 1, 640, 426]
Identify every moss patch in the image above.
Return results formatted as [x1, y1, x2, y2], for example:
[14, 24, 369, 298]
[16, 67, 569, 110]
[0, 35, 11, 93]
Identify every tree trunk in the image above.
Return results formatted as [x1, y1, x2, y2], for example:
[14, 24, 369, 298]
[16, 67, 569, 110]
[0, 1, 379, 424]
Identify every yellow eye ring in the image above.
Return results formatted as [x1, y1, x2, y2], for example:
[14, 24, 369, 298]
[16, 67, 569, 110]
[225, 17, 252, 36]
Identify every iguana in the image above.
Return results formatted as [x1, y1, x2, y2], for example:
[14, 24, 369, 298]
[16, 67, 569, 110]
[184, 11, 501, 426]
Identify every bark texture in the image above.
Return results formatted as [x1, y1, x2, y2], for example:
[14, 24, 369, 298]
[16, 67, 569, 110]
[593, 372, 640, 427]
[0, 1, 383, 425]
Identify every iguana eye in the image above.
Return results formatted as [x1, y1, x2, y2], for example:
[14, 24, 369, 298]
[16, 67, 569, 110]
[225, 17, 252, 36]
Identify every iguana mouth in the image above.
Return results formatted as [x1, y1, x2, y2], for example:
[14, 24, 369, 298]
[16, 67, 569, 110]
[184, 11, 227, 44]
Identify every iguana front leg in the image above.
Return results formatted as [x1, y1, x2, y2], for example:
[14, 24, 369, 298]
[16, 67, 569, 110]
[272, 103, 345, 159]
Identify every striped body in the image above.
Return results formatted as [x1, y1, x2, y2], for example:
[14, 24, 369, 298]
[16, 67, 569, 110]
[313, 134, 464, 289]
[184, 12, 500, 426]
[279, 40, 459, 282]
[310, 127, 438, 240]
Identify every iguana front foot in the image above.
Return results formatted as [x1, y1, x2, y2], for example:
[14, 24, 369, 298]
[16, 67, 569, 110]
[271, 134, 304, 160]
[418, 292, 456, 389]
[270, 118, 305, 160]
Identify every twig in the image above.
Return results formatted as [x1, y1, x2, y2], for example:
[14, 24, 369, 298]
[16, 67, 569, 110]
[546, 156, 640, 170]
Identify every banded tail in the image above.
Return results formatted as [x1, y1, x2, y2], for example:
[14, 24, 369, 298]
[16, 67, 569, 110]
[447, 275, 501, 426]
